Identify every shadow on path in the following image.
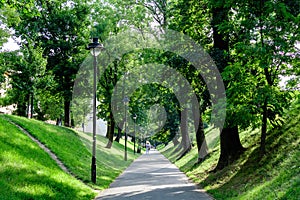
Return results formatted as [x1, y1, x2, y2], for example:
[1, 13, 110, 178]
[96, 150, 213, 200]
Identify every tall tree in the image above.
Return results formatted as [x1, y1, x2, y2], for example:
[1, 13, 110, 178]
[9, 0, 91, 126]
[209, 0, 246, 170]
[221, 0, 299, 156]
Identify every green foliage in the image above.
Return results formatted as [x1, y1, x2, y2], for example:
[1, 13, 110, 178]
[220, 0, 299, 131]
[131, 83, 181, 143]
[0, 2, 20, 47]
[2, 44, 47, 116]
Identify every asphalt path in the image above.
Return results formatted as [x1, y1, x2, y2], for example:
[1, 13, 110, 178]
[96, 149, 213, 200]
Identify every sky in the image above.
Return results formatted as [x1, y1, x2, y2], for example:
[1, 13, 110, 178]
[2, 37, 20, 51]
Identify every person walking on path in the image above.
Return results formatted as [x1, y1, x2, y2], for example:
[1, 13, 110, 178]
[96, 149, 213, 200]
[145, 141, 151, 154]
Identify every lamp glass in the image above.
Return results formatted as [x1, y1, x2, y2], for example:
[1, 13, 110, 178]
[90, 44, 103, 56]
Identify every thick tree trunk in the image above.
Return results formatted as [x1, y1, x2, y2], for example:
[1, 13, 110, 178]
[214, 126, 245, 171]
[106, 112, 115, 149]
[64, 100, 71, 127]
[211, 3, 245, 171]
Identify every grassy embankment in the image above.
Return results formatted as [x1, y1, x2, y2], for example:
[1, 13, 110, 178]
[161, 99, 299, 199]
[0, 114, 140, 199]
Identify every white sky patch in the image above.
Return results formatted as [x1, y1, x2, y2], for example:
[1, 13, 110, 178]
[1, 37, 20, 52]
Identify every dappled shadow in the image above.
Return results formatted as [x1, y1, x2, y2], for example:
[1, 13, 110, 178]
[200, 124, 299, 199]
[110, 168, 184, 188]
[95, 151, 212, 200]
[96, 185, 210, 200]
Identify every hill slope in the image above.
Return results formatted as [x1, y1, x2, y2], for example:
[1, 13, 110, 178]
[0, 116, 95, 199]
[161, 99, 300, 199]
[0, 114, 139, 199]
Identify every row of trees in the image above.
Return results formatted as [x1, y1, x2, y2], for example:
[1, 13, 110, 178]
[1, 0, 299, 171]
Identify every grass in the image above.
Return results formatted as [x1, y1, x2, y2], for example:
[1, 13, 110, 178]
[160, 100, 300, 199]
[0, 116, 96, 200]
[1, 114, 140, 198]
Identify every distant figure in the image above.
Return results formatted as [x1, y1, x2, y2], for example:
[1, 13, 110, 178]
[146, 141, 151, 154]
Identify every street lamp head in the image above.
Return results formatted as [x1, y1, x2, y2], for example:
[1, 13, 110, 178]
[123, 96, 130, 104]
[133, 114, 137, 120]
[87, 38, 104, 56]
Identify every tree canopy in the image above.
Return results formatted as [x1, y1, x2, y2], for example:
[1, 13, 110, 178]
[0, 0, 299, 170]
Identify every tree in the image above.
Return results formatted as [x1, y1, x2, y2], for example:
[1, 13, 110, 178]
[221, 0, 299, 156]
[208, 0, 246, 170]
[3, 44, 47, 117]
[9, 0, 91, 126]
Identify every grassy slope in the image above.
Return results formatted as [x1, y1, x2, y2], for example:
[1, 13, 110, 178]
[2, 115, 139, 192]
[0, 116, 96, 200]
[161, 102, 300, 199]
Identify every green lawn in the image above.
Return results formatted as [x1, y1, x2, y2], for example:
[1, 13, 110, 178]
[161, 101, 300, 200]
[0, 116, 96, 200]
[2, 114, 140, 195]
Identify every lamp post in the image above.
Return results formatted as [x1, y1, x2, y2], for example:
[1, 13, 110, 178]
[123, 96, 129, 161]
[87, 38, 103, 184]
[133, 114, 137, 154]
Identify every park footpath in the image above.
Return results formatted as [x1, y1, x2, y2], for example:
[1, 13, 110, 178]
[96, 149, 214, 200]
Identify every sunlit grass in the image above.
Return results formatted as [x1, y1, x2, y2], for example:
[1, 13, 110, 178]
[0, 116, 96, 200]
[3, 114, 141, 192]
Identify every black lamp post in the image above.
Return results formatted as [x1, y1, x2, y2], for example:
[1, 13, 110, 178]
[87, 38, 103, 184]
[133, 114, 137, 154]
[123, 96, 129, 161]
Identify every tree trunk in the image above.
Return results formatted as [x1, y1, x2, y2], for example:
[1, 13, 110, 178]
[64, 99, 71, 127]
[180, 107, 192, 155]
[260, 97, 268, 156]
[115, 119, 124, 143]
[105, 122, 110, 139]
[193, 95, 209, 163]
[172, 137, 180, 146]
[214, 126, 245, 171]
[106, 112, 115, 149]
[259, 0, 269, 157]
[27, 93, 31, 118]
[195, 115, 208, 163]
[30, 93, 34, 118]
[211, 3, 245, 171]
